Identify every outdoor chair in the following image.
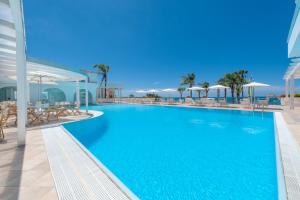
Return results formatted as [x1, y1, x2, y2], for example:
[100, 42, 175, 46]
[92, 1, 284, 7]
[185, 98, 194, 105]
[46, 106, 68, 121]
[0, 109, 8, 140]
[194, 99, 203, 106]
[256, 99, 269, 111]
[218, 99, 227, 107]
[240, 98, 251, 109]
[167, 98, 176, 105]
[27, 107, 46, 125]
[69, 103, 81, 115]
[5, 104, 17, 126]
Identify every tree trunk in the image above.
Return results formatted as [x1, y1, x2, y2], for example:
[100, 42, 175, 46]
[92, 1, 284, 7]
[231, 87, 234, 103]
[104, 78, 107, 99]
[198, 91, 200, 98]
[237, 93, 240, 103]
[190, 84, 192, 97]
[224, 88, 227, 101]
[242, 88, 244, 99]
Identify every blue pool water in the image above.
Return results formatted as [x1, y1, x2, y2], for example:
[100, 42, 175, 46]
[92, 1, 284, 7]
[64, 104, 278, 200]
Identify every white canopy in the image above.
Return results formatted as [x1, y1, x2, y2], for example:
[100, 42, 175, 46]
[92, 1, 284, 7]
[0, 1, 87, 84]
[284, 62, 300, 80]
[243, 82, 270, 87]
[0, 0, 89, 145]
[135, 90, 147, 93]
[187, 86, 204, 91]
[146, 89, 159, 93]
[162, 88, 177, 92]
[209, 85, 230, 89]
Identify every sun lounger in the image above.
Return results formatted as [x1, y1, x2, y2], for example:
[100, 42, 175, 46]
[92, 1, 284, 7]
[167, 98, 177, 105]
[256, 99, 268, 111]
[28, 107, 46, 125]
[218, 99, 227, 107]
[0, 109, 8, 140]
[5, 104, 17, 125]
[240, 98, 251, 109]
[185, 98, 194, 105]
[46, 106, 68, 121]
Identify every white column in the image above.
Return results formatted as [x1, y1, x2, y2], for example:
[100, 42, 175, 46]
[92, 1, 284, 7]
[85, 78, 88, 113]
[76, 80, 80, 108]
[285, 79, 289, 106]
[10, 0, 27, 146]
[27, 81, 30, 104]
[290, 76, 295, 110]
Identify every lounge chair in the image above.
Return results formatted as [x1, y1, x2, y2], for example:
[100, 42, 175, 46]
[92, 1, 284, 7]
[185, 98, 194, 105]
[68, 103, 81, 115]
[167, 98, 176, 105]
[216, 99, 227, 107]
[28, 107, 46, 125]
[240, 98, 251, 109]
[194, 99, 204, 106]
[46, 106, 68, 121]
[5, 104, 17, 125]
[256, 99, 268, 111]
[0, 109, 8, 140]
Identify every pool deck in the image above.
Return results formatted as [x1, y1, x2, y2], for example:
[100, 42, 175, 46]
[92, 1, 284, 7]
[0, 126, 58, 200]
[1, 104, 300, 199]
[0, 112, 93, 200]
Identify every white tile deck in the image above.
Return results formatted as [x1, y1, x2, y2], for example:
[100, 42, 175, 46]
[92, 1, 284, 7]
[275, 112, 300, 200]
[42, 125, 138, 200]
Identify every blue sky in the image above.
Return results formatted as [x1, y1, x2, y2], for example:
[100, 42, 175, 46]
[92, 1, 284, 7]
[24, 0, 294, 96]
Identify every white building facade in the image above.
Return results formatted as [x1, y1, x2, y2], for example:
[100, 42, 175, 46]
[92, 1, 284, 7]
[0, 0, 97, 145]
[284, 0, 300, 109]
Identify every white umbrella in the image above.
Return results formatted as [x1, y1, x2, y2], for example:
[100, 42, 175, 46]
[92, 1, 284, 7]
[187, 86, 204, 91]
[162, 88, 177, 92]
[209, 85, 230, 102]
[187, 87, 204, 98]
[135, 90, 147, 93]
[242, 82, 270, 106]
[243, 82, 270, 87]
[147, 89, 160, 93]
[161, 88, 177, 100]
[209, 85, 230, 89]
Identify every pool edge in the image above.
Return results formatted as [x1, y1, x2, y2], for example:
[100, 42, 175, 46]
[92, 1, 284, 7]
[275, 112, 300, 200]
[60, 110, 140, 200]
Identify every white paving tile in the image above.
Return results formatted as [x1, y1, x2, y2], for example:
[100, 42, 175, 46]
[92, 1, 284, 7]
[275, 112, 300, 200]
[42, 126, 138, 200]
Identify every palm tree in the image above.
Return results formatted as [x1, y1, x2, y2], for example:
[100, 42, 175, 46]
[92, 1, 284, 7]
[177, 87, 185, 99]
[234, 70, 249, 103]
[233, 72, 243, 103]
[217, 78, 228, 100]
[93, 64, 110, 98]
[237, 70, 248, 98]
[181, 73, 196, 97]
[201, 81, 209, 97]
[224, 73, 237, 103]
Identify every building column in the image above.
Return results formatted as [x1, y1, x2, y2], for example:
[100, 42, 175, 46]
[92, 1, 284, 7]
[10, 0, 27, 146]
[85, 78, 88, 113]
[290, 76, 295, 110]
[285, 79, 289, 106]
[27, 81, 30, 104]
[76, 80, 80, 108]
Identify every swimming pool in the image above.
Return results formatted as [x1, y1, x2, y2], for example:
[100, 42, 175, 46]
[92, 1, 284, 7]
[64, 104, 278, 200]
